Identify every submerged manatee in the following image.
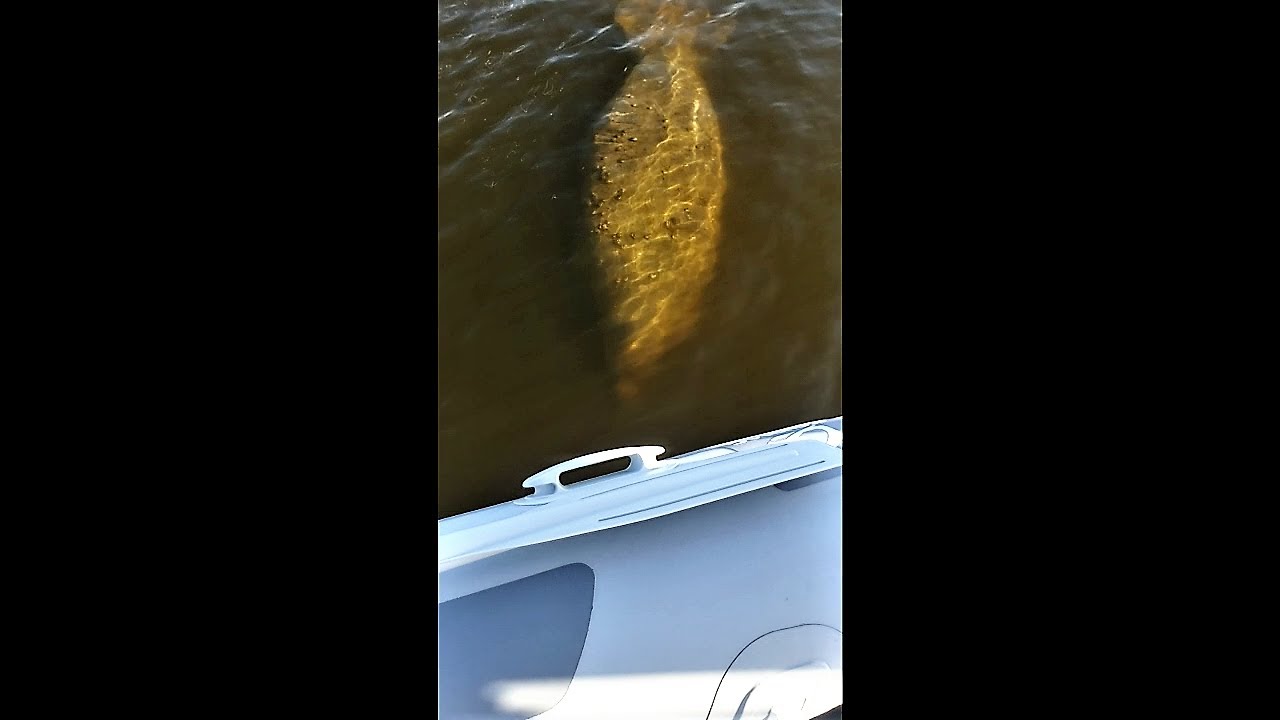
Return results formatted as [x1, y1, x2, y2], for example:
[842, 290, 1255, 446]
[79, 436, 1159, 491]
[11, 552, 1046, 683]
[589, 0, 730, 401]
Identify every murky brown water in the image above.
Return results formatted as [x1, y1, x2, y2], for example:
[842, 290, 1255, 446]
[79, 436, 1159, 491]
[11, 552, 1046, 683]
[439, 0, 841, 519]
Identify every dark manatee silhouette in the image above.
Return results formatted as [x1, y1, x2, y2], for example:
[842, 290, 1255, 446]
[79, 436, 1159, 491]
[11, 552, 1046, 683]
[588, 0, 732, 401]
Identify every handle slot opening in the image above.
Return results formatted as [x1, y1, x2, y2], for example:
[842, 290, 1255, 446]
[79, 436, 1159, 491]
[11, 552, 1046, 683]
[559, 456, 633, 486]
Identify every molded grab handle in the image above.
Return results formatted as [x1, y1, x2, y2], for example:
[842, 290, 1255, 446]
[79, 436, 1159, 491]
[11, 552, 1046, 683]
[517, 446, 665, 505]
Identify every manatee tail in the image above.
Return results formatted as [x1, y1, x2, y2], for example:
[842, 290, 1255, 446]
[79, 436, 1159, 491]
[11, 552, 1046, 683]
[615, 0, 735, 50]
[617, 376, 643, 402]
[614, 0, 665, 40]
